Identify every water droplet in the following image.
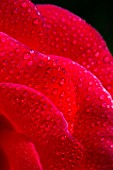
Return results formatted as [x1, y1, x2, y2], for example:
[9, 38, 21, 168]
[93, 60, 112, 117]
[33, 18, 39, 25]
[51, 77, 56, 83]
[107, 105, 110, 108]
[27, 8, 32, 13]
[37, 11, 41, 16]
[21, 1, 27, 8]
[95, 52, 99, 57]
[52, 88, 58, 95]
[2, 60, 8, 66]
[27, 60, 33, 66]
[60, 92, 65, 98]
[59, 78, 65, 85]
[100, 137, 105, 142]
[30, 50, 34, 54]
[89, 82, 93, 85]
[24, 53, 30, 60]
[85, 96, 91, 101]
[73, 40, 77, 45]
[39, 61, 44, 67]
[102, 102, 107, 108]
[47, 56, 50, 60]
[104, 57, 110, 63]
[100, 95, 104, 100]
[111, 145, 113, 148]
[46, 67, 52, 74]
[13, 8, 18, 14]
[94, 68, 98, 72]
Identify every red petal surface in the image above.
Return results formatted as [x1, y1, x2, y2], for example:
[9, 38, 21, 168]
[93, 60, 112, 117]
[72, 64, 113, 170]
[0, 130, 42, 170]
[0, 0, 48, 53]
[0, 1, 113, 95]
[0, 32, 113, 169]
[37, 4, 113, 97]
[0, 32, 77, 132]
[0, 83, 83, 170]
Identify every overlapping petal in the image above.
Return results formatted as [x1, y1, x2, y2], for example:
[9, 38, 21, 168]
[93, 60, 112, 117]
[0, 0, 113, 169]
[0, 31, 113, 169]
[0, 0, 48, 53]
[0, 32, 77, 132]
[0, 0, 113, 96]
[0, 130, 42, 170]
[0, 83, 83, 170]
[72, 64, 113, 169]
[37, 4, 113, 97]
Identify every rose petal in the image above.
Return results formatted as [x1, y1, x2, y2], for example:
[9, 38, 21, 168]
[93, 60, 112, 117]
[37, 4, 113, 97]
[0, 114, 14, 131]
[0, 32, 77, 132]
[0, 1, 112, 95]
[0, 0, 48, 53]
[0, 130, 42, 170]
[0, 32, 113, 169]
[72, 64, 113, 170]
[0, 83, 84, 170]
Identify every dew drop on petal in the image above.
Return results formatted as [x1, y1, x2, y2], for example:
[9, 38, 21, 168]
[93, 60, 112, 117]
[30, 50, 34, 54]
[95, 52, 99, 57]
[24, 53, 30, 60]
[27, 60, 33, 66]
[110, 145, 113, 148]
[52, 88, 58, 95]
[100, 95, 104, 100]
[104, 57, 110, 63]
[27, 7, 32, 13]
[59, 78, 65, 85]
[21, 1, 27, 8]
[33, 18, 39, 25]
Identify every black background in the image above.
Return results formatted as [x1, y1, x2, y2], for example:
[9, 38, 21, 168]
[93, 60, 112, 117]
[32, 0, 113, 53]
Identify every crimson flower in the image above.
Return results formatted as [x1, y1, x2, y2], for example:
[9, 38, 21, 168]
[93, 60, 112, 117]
[0, 0, 113, 170]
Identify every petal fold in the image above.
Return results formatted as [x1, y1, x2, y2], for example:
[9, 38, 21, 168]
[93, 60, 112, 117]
[0, 130, 42, 170]
[0, 0, 48, 53]
[0, 83, 83, 170]
[0, 1, 113, 95]
[0, 32, 77, 132]
[37, 4, 113, 96]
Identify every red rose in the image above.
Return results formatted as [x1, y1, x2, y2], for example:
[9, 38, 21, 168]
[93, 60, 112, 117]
[0, 0, 113, 170]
